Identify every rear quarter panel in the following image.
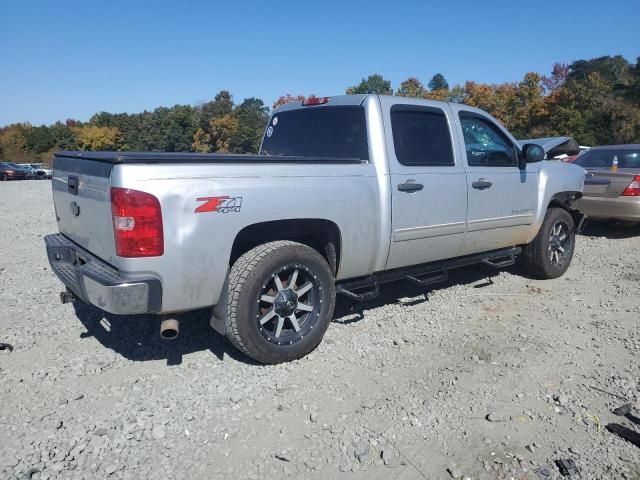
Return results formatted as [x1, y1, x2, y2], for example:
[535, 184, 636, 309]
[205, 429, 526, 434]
[111, 162, 379, 313]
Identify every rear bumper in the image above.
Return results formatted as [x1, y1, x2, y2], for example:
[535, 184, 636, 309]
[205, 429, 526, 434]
[45, 234, 162, 315]
[577, 196, 640, 222]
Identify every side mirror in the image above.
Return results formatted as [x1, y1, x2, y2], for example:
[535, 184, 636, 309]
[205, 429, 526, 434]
[522, 143, 545, 164]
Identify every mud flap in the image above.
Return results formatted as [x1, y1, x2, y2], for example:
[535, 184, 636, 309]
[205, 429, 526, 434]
[210, 273, 229, 335]
[571, 208, 586, 233]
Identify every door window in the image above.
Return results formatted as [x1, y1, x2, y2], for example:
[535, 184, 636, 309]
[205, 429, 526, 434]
[391, 106, 454, 166]
[459, 113, 516, 167]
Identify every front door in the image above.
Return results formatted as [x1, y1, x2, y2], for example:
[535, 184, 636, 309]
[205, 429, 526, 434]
[453, 108, 539, 255]
[384, 100, 468, 270]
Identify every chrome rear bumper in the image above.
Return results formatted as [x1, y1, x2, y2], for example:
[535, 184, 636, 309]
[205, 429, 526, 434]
[45, 234, 162, 315]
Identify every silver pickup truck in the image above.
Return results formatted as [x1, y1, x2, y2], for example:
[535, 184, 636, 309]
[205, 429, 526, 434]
[45, 94, 585, 364]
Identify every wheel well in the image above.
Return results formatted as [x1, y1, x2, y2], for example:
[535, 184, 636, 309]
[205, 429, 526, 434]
[547, 191, 585, 230]
[230, 219, 342, 275]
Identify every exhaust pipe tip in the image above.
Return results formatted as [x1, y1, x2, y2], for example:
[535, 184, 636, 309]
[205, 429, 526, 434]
[160, 318, 180, 340]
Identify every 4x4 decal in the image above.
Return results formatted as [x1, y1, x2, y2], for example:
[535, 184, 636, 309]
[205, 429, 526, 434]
[195, 196, 243, 213]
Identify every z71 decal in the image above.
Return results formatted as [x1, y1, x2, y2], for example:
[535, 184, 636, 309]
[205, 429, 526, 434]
[195, 196, 243, 213]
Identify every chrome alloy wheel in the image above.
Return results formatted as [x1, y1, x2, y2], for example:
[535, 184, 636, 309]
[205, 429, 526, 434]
[256, 265, 321, 345]
[548, 220, 570, 267]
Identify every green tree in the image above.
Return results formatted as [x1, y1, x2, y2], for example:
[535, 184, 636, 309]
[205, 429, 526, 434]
[24, 125, 54, 154]
[230, 98, 269, 154]
[396, 78, 426, 98]
[162, 105, 198, 152]
[549, 72, 615, 145]
[199, 91, 234, 129]
[49, 121, 78, 150]
[568, 55, 631, 85]
[346, 74, 393, 95]
[428, 73, 449, 91]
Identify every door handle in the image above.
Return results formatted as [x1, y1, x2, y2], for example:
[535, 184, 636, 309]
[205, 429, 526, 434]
[472, 179, 492, 190]
[397, 181, 424, 193]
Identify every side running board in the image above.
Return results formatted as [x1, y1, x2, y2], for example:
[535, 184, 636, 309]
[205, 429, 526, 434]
[481, 255, 516, 269]
[406, 269, 448, 287]
[336, 283, 380, 302]
[336, 246, 521, 302]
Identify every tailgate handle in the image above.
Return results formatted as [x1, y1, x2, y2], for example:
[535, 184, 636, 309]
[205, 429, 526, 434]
[68, 175, 79, 195]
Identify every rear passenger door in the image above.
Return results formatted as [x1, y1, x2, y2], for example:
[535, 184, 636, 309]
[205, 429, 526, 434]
[382, 98, 468, 270]
[452, 107, 539, 255]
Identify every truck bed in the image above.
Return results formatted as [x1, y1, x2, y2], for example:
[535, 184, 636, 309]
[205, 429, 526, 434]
[54, 151, 365, 165]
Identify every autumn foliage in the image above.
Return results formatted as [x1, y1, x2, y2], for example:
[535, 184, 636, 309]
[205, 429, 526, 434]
[387, 57, 640, 144]
[2, 55, 639, 165]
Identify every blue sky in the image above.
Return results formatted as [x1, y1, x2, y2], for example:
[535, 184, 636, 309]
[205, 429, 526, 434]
[1, 0, 638, 126]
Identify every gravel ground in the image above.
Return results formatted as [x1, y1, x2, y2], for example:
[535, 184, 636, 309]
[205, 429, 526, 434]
[1, 180, 639, 480]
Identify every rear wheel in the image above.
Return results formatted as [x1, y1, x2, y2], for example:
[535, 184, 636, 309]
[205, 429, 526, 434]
[224, 241, 336, 364]
[521, 207, 575, 279]
[0, 173, 7, 181]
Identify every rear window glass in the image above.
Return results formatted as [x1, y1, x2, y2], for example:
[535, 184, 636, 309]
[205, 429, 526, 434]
[575, 149, 640, 169]
[391, 107, 454, 166]
[260, 106, 368, 160]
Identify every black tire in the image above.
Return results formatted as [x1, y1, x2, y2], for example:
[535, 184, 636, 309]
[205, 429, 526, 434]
[0, 174, 7, 181]
[521, 207, 575, 279]
[224, 241, 336, 364]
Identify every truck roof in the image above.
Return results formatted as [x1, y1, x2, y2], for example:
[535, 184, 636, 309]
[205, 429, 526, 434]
[275, 94, 486, 116]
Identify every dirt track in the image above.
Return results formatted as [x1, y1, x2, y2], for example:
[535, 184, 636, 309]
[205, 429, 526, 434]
[1, 180, 639, 479]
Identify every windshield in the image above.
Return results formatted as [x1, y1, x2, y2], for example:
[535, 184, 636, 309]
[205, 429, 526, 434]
[575, 148, 640, 169]
[260, 106, 368, 160]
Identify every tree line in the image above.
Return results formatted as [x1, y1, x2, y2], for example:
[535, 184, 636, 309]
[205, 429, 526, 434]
[1, 55, 639, 165]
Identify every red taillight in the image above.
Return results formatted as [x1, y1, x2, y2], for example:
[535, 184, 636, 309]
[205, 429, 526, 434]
[110, 187, 164, 257]
[302, 96, 330, 106]
[622, 175, 640, 196]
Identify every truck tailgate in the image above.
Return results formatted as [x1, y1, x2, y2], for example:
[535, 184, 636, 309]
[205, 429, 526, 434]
[52, 157, 117, 266]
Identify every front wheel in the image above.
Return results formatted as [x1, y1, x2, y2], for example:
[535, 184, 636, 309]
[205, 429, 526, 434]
[223, 241, 336, 364]
[520, 207, 576, 279]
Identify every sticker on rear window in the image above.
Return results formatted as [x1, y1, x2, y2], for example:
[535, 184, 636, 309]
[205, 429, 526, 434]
[266, 126, 274, 138]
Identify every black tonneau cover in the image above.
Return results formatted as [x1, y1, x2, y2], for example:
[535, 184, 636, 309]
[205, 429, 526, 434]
[54, 151, 365, 164]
